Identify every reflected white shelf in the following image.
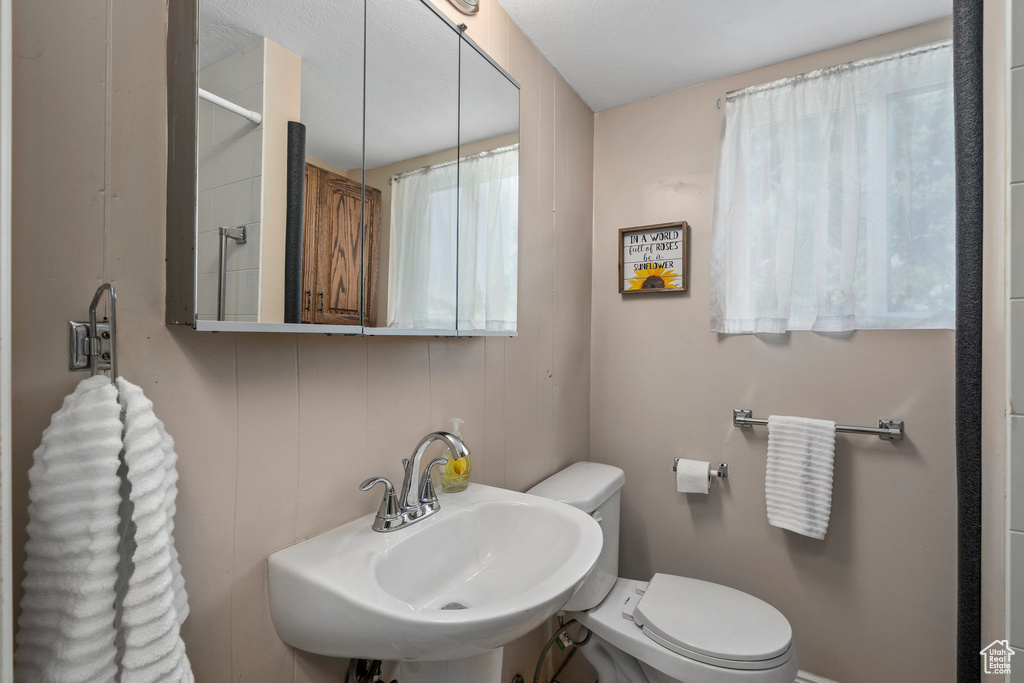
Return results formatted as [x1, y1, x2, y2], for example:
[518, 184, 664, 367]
[363, 327, 458, 337]
[193, 320, 517, 338]
[456, 330, 517, 337]
[194, 320, 362, 335]
[363, 328, 517, 338]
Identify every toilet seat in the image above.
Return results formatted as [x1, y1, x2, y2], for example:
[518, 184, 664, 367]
[631, 574, 793, 671]
[571, 577, 797, 682]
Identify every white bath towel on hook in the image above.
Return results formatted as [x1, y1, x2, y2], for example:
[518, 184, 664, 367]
[765, 415, 836, 540]
[117, 378, 193, 682]
[15, 375, 123, 683]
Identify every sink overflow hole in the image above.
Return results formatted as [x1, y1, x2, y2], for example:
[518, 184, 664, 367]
[440, 601, 468, 610]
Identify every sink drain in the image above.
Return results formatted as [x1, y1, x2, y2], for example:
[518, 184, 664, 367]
[440, 601, 468, 610]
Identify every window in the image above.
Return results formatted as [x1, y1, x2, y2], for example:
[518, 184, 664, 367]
[387, 159, 459, 329]
[709, 42, 954, 334]
[457, 144, 518, 332]
[387, 144, 519, 330]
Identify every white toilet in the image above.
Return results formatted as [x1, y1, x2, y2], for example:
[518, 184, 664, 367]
[528, 462, 798, 683]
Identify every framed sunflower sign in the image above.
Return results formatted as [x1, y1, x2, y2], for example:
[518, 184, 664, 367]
[619, 222, 688, 294]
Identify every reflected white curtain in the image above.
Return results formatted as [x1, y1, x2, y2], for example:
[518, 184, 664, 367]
[388, 144, 518, 330]
[387, 161, 458, 329]
[458, 144, 518, 331]
[709, 41, 955, 334]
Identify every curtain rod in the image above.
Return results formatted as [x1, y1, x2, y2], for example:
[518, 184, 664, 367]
[198, 88, 262, 125]
[390, 143, 519, 185]
[725, 39, 952, 101]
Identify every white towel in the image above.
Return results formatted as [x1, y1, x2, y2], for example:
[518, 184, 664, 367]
[117, 378, 193, 682]
[160, 439, 189, 628]
[765, 415, 836, 540]
[15, 375, 123, 682]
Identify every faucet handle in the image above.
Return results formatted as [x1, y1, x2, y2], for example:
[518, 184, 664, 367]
[419, 457, 449, 504]
[360, 475, 392, 492]
[360, 476, 400, 524]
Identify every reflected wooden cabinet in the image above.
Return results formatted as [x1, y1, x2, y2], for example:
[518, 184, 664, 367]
[301, 163, 381, 326]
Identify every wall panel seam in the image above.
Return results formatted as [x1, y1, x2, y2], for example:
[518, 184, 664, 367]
[229, 336, 240, 677]
[503, 336, 508, 486]
[103, 0, 114, 282]
[292, 341, 301, 545]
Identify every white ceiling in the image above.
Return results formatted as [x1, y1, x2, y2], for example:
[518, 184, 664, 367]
[499, 0, 952, 112]
[200, 0, 365, 169]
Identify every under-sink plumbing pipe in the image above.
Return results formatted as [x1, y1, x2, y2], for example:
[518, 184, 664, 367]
[532, 618, 592, 683]
[344, 659, 396, 683]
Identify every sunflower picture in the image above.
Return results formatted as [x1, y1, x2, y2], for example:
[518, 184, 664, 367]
[619, 222, 689, 294]
[626, 265, 680, 290]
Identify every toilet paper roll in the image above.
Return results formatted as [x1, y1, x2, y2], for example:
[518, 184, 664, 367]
[675, 459, 710, 494]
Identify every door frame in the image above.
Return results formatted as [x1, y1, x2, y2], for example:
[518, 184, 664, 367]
[1, 0, 14, 674]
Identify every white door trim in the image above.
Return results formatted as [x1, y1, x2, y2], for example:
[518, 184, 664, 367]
[0, 0, 13, 674]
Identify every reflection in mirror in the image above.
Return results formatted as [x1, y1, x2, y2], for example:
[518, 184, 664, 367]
[457, 38, 519, 333]
[363, 1, 460, 330]
[197, 0, 364, 325]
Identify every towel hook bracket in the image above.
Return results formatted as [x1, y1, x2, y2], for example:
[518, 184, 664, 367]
[68, 283, 118, 383]
[878, 420, 904, 440]
[68, 321, 111, 372]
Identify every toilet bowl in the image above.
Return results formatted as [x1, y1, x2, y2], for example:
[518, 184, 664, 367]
[527, 463, 798, 683]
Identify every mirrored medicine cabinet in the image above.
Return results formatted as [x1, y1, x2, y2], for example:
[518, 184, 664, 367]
[166, 0, 520, 336]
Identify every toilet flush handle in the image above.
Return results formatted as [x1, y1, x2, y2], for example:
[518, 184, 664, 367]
[592, 511, 603, 524]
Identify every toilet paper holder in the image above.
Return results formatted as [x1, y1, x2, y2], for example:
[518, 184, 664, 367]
[673, 459, 728, 479]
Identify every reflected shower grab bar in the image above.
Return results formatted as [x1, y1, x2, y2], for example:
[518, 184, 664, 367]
[217, 226, 247, 321]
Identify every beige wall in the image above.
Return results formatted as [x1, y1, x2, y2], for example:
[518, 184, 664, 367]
[590, 20, 960, 683]
[260, 39, 302, 323]
[10, 1, 593, 682]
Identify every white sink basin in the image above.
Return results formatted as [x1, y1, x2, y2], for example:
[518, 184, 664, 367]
[268, 482, 603, 662]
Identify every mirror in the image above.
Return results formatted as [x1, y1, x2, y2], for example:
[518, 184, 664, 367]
[196, 0, 365, 327]
[457, 36, 519, 333]
[362, 1, 460, 332]
[175, 0, 519, 335]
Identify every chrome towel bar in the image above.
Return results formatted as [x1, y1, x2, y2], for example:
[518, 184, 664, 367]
[733, 408, 904, 441]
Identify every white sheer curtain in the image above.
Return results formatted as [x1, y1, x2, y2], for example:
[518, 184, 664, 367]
[709, 41, 955, 334]
[387, 160, 458, 329]
[458, 144, 518, 331]
[388, 144, 518, 330]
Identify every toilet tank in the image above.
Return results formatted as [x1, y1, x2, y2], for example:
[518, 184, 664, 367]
[527, 462, 625, 611]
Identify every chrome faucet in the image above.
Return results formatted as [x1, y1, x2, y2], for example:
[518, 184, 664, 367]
[359, 431, 470, 532]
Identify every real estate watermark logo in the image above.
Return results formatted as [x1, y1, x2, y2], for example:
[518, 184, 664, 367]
[981, 639, 1014, 675]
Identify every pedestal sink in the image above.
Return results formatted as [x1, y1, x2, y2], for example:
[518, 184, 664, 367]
[268, 482, 603, 682]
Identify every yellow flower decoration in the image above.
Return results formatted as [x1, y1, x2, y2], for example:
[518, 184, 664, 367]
[627, 265, 679, 291]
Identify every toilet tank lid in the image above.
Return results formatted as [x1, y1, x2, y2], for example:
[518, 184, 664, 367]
[527, 462, 625, 513]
